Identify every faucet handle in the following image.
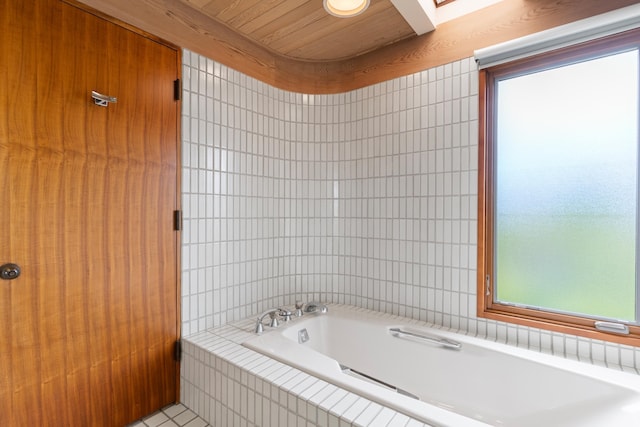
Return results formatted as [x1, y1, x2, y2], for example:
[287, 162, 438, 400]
[294, 301, 304, 317]
[268, 310, 279, 328]
[278, 308, 292, 322]
[254, 320, 264, 334]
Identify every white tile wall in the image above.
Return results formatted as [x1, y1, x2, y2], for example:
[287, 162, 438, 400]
[181, 49, 640, 372]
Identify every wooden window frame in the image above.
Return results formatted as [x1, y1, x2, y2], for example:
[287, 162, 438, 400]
[477, 28, 640, 347]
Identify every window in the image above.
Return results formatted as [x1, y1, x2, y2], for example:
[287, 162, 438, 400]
[478, 28, 640, 345]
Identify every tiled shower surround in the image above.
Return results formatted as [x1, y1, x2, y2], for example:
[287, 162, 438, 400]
[181, 48, 639, 424]
[182, 51, 480, 337]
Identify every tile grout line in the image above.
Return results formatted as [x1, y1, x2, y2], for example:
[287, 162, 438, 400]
[127, 403, 210, 427]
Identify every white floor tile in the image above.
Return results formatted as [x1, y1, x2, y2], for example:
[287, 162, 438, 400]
[132, 403, 207, 427]
[173, 409, 197, 426]
[143, 411, 169, 427]
[184, 417, 208, 427]
[163, 403, 188, 419]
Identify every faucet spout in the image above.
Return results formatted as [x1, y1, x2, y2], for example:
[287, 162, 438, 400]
[254, 307, 293, 334]
[254, 309, 279, 334]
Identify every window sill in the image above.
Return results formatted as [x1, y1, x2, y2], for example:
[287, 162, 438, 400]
[478, 305, 640, 347]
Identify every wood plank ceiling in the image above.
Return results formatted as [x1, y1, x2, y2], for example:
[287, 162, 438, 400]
[76, 0, 640, 93]
[177, 0, 416, 61]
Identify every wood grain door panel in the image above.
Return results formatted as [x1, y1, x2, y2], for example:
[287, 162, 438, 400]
[0, 1, 180, 425]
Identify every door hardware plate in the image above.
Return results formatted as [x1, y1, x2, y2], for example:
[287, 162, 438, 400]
[0, 263, 21, 280]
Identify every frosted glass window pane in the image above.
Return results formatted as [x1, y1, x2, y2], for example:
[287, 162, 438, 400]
[495, 50, 638, 321]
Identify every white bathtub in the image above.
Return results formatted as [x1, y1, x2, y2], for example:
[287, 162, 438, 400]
[243, 305, 640, 427]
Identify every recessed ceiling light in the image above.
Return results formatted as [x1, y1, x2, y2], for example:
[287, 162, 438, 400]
[323, 0, 370, 18]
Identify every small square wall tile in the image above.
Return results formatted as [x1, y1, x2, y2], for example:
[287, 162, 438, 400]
[367, 407, 397, 427]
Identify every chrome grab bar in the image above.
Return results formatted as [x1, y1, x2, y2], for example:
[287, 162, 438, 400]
[389, 327, 462, 350]
[340, 364, 420, 401]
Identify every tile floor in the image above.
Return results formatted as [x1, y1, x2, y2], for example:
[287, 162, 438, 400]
[128, 403, 209, 427]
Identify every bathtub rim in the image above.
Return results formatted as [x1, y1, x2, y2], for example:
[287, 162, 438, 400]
[242, 304, 640, 426]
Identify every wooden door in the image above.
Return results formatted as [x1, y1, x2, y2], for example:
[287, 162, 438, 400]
[0, 1, 180, 425]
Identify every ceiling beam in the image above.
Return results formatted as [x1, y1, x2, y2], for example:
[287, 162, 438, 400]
[390, 0, 437, 35]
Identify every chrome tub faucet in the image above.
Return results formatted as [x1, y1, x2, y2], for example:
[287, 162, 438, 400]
[304, 301, 328, 314]
[254, 307, 292, 334]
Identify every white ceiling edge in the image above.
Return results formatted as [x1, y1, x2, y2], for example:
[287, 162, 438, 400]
[391, 0, 504, 36]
